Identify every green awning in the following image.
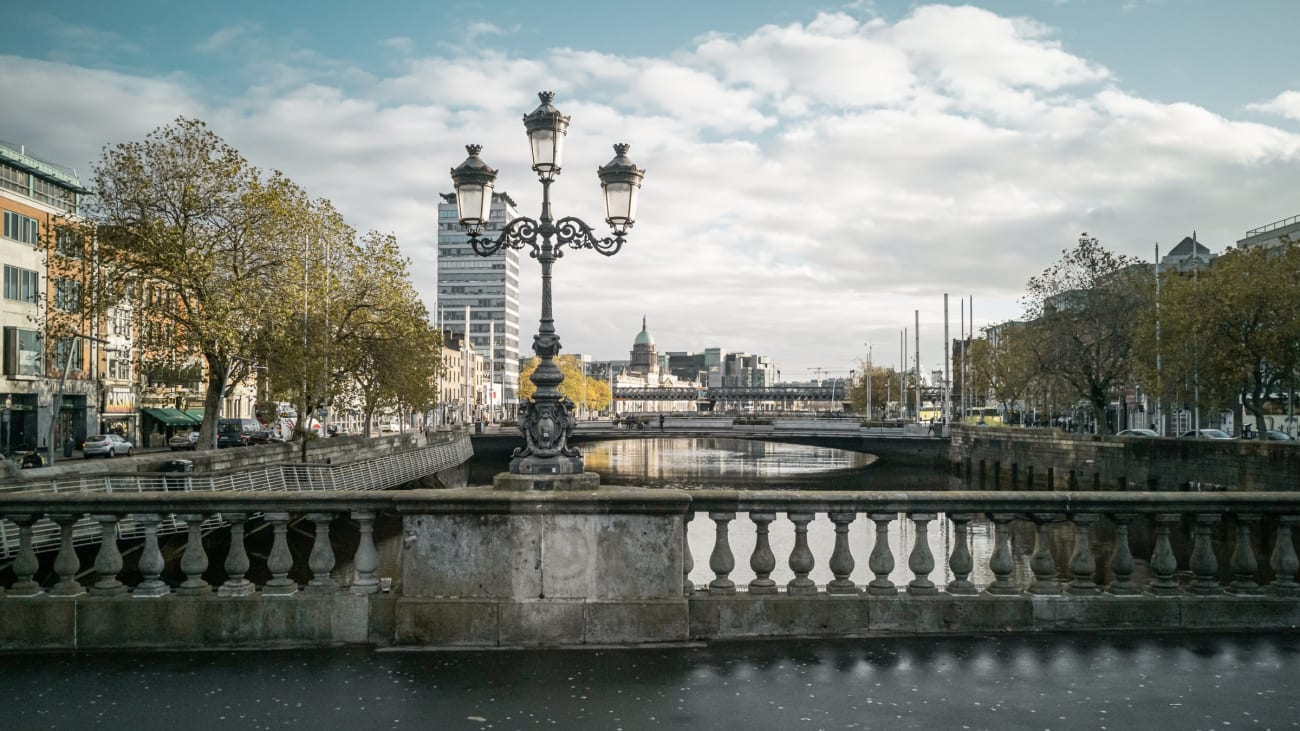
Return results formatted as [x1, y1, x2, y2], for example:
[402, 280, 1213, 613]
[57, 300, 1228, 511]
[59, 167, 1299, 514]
[142, 408, 200, 427]
[183, 409, 206, 422]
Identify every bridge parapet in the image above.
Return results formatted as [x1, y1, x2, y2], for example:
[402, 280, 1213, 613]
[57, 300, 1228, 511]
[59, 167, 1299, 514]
[1, 487, 1298, 650]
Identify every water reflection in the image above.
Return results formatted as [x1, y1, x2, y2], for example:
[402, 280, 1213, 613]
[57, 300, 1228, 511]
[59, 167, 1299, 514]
[582, 437, 876, 489]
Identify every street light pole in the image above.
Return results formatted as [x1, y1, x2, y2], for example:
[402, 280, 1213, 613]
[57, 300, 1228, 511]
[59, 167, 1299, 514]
[450, 91, 644, 476]
[46, 331, 112, 466]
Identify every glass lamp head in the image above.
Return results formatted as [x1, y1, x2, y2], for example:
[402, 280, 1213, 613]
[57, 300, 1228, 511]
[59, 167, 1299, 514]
[597, 143, 645, 235]
[449, 144, 498, 233]
[523, 91, 570, 180]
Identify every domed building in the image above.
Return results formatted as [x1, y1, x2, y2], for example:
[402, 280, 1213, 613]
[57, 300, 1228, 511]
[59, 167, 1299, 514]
[629, 316, 658, 376]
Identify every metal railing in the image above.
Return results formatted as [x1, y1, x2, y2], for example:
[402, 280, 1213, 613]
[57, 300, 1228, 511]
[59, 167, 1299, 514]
[1245, 213, 1300, 237]
[0, 433, 473, 558]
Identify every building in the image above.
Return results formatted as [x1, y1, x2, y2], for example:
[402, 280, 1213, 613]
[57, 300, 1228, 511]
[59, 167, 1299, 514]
[629, 316, 658, 376]
[1236, 214, 1300, 251]
[0, 140, 107, 455]
[436, 329, 488, 425]
[437, 192, 521, 413]
[1159, 234, 1216, 271]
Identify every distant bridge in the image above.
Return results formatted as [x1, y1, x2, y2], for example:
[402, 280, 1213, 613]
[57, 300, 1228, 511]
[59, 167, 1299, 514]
[613, 385, 946, 403]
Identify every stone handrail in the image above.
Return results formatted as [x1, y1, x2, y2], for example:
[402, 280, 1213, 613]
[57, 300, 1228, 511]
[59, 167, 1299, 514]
[1, 488, 1298, 649]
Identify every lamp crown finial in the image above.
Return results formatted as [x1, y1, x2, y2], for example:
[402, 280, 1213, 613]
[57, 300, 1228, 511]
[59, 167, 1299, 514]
[613, 143, 630, 156]
[538, 91, 556, 104]
[466, 144, 483, 156]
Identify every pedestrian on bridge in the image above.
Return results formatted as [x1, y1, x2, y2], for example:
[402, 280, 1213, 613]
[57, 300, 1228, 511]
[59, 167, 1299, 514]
[659, 414, 665, 431]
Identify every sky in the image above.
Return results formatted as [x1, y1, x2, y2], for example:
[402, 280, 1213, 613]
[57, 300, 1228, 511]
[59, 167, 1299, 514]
[4, 0, 1300, 383]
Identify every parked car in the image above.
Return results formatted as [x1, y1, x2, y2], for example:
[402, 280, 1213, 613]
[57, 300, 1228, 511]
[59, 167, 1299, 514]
[84, 434, 134, 458]
[1262, 430, 1294, 441]
[168, 431, 199, 450]
[1180, 429, 1234, 439]
[1117, 428, 1159, 437]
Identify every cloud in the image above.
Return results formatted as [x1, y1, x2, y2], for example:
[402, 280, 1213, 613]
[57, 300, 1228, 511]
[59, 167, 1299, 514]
[195, 23, 261, 54]
[5, 5, 1300, 378]
[1247, 90, 1300, 122]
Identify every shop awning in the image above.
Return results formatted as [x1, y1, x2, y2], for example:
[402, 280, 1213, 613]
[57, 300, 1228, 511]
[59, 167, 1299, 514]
[141, 408, 200, 427]
[183, 409, 206, 423]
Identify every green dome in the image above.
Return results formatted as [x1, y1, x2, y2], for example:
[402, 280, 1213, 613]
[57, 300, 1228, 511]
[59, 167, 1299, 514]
[634, 316, 654, 347]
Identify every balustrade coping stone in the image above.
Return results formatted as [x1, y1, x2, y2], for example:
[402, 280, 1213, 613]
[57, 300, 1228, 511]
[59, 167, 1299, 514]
[5, 488, 1300, 517]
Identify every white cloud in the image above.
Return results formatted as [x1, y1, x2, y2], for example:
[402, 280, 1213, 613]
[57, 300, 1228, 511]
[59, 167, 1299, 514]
[1247, 90, 1300, 122]
[195, 23, 261, 54]
[4, 5, 1299, 378]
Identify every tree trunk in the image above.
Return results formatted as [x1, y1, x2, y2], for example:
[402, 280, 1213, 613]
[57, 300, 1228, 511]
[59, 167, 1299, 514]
[199, 352, 226, 450]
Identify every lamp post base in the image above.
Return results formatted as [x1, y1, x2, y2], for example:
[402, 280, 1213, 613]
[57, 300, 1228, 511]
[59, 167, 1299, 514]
[494, 470, 601, 492]
[509, 452, 585, 475]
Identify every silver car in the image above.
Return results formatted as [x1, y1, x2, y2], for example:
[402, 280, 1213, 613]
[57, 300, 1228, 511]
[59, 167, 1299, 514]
[84, 434, 135, 458]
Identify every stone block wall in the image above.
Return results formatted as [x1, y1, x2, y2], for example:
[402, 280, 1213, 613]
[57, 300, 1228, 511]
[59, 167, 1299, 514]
[949, 426, 1300, 491]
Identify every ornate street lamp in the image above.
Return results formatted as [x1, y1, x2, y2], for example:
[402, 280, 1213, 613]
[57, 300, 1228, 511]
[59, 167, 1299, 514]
[450, 91, 645, 477]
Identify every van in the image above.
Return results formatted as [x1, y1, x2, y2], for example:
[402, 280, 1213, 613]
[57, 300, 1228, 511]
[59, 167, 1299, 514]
[217, 418, 262, 448]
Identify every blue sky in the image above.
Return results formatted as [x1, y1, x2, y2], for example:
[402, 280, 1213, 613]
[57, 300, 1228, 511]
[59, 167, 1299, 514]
[5, 1, 1300, 379]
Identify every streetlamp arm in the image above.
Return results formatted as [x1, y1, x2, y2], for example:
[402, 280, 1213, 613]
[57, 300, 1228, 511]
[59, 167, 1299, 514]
[555, 217, 624, 257]
[466, 217, 541, 258]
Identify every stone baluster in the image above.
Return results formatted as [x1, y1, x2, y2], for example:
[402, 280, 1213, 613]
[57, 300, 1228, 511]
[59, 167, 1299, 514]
[707, 511, 736, 594]
[177, 513, 210, 596]
[1147, 513, 1181, 595]
[262, 512, 297, 596]
[1188, 513, 1221, 595]
[1105, 513, 1141, 595]
[1067, 513, 1099, 595]
[682, 513, 694, 597]
[946, 513, 978, 595]
[350, 510, 380, 595]
[1229, 514, 1261, 595]
[986, 513, 1018, 595]
[306, 512, 338, 593]
[748, 511, 778, 595]
[1268, 516, 1299, 596]
[134, 513, 170, 597]
[8, 515, 43, 597]
[907, 513, 937, 595]
[48, 514, 85, 597]
[91, 514, 126, 596]
[1027, 513, 1061, 595]
[827, 512, 857, 595]
[866, 512, 896, 595]
[219, 513, 255, 597]
[787, 512, 816, 595]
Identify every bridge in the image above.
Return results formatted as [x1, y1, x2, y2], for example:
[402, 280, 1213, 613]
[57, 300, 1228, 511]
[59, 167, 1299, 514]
[612, 384, 945, 404]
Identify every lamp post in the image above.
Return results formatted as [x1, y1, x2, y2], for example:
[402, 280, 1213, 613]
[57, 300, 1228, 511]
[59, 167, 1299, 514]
[46, 331, 113, 466]
[450, 91, 645, 476]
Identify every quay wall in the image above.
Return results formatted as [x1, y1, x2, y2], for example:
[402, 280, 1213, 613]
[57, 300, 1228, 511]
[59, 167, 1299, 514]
[949, 425, 1300, 492]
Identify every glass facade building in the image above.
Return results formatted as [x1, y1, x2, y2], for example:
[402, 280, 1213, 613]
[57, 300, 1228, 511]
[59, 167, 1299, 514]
[437, 192, 522, 408]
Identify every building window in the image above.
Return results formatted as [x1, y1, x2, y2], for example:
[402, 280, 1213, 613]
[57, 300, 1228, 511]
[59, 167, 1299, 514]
[0, 164, 28, 197]
[108, 352, 131, 380]
[31, 177, 75, 212]
[56, 228, 82, 258]
[53, 336, 83, 371]
[54, 277, 82, 312]
[3, 210, 39, 245]
[3, 265, 39, 304]
[2, 327, 41, 376]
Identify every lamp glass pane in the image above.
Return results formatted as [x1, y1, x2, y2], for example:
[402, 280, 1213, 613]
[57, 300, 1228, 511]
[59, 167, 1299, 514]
[603, 182, 633, 223]
[456, 184, 488, 224]
[529, 130, 556, 171]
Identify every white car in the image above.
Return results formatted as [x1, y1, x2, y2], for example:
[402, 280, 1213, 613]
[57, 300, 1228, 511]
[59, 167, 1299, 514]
[84, 434, 135, 458]
[168, 431, 199, 450]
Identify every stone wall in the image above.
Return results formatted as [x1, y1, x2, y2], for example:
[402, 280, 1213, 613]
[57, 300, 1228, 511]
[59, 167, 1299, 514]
[949, 425, 1300, 491]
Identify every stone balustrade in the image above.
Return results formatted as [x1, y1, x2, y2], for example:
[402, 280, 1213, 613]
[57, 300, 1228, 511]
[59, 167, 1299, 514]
[0, 488, 1298, 649]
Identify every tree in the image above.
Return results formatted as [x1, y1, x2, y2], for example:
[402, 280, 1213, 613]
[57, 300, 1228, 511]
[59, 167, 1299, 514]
[1022, 235, 1148, 434]
[518, 355, 604, 410]
[966, 323, 1036, 423]
[1134, 241, 1300, 432]
[848, 365, 911, 419]
[89, 117, 305, 449]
